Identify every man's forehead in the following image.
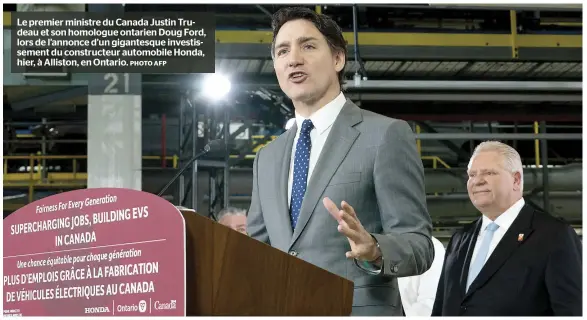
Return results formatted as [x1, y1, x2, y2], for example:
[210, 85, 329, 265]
[221, 215, 246, 222]
[469, 152, 504, 170]
[276, 20, 321, 41]
[471, 151, 502, 162]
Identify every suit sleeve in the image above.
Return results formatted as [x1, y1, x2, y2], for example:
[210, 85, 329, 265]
[370, 119, 434, 277]
[545, 224, 582, 316]
[246, 147, 270, 244]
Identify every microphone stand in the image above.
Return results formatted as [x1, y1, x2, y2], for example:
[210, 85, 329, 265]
[157, 143, 216, 197]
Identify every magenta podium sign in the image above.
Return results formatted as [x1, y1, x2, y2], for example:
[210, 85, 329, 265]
[3, 188, 186, 316]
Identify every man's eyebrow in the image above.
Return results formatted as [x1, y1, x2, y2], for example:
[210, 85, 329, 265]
[275, 36, 319, 50]
[298, 36, 318, 43]
[275, 40, 290, 50]
[469, 168, 494, 174]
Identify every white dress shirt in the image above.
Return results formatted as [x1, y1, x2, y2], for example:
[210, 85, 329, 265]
[397, 236, 446, 316]
[287, 92, 347, 206]
[470, 198, 525, 265]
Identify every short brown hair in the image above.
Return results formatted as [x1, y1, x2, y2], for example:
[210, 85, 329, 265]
[270, 7, 347, 87]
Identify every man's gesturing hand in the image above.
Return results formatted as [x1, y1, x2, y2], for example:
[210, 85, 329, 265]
[323, 197, 382, 262]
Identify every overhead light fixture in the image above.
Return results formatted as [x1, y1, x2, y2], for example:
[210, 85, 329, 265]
[201, 73, 232, 102]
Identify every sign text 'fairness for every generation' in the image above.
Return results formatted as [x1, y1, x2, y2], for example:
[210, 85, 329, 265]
[11, 12, 215, 73]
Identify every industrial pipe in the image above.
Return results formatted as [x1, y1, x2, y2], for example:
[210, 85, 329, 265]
[424, 164, 582, 194]
[344, 80, 582, 92]
[352, 5, 359, 75]
[3, 140, 86, 144]
[144, 165, 583, 218]
[145, 165, 582, 196]
[198, 192, 581, 223]
[540, 121, 550, 210]
[426, 192, 581, 222]
[161, 114, 166, 168]
[10, 132, 577, 146]
[430, 4, 582, 11]
[415, 133, 582, 140]
[329, 4, 582, 11]
[345, 93, 582, 102]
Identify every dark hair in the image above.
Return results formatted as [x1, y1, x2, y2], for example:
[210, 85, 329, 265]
[270, 7, 347, 87]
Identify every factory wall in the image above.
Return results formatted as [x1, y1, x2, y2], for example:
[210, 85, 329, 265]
[143, 166, 582, 222]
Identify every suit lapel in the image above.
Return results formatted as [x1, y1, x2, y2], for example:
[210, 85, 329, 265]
[288, 101, 363, 249]
[459, 220, 481, 298]
[275, 127, 296, 240]
[464, 205, 535, 299]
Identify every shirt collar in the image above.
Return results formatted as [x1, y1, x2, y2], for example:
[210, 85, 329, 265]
[481, 198, 525, 232]
[294, 92, 347, 135]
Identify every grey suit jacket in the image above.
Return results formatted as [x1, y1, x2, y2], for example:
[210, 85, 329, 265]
[247, 99, 434, 316]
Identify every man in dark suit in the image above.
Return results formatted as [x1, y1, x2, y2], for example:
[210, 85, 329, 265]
[247, 7, 434, 316]
[432, 141, 582, 316]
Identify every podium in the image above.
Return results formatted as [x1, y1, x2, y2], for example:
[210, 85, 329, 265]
[178, 208, 354, 316]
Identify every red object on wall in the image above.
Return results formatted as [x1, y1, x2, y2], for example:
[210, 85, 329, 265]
[161, 114, 166, 168]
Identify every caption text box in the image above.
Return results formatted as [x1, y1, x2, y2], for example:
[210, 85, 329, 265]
[11, 12, 216, 74]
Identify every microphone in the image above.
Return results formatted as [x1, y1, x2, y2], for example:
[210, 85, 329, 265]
[203, 139, 224, 153]
[157, 139, 225, 197]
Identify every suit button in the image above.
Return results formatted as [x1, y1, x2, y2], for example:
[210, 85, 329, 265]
[390, 265, 398, 273]
[289, 251, 298, 257]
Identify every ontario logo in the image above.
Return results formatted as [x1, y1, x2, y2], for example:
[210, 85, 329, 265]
[117, 300, 147, 313]
[154, 299, 177, 310]
[138, 300, 147, 313]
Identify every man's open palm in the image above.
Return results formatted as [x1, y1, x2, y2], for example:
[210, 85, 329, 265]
[323, 197, 380, 261]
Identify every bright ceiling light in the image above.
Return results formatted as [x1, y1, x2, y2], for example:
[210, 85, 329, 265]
[202, 73, 231, 101]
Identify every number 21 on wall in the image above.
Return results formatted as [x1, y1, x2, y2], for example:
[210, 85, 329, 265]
[104, 73, 130, 94]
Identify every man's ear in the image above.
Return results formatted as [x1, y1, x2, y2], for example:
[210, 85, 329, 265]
[513, 171, 522, 191]
[334, 51, 345, 73]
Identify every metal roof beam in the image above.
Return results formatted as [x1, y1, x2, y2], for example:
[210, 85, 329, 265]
[386, 114, 581, 123]
[346, 80, 582, 92]
[346, 93, 582, 102]
[429, 4, 582, 12]
[415, 133, 582, 140]
[415, 121, 470, 160]
[10, 87, 87, 111]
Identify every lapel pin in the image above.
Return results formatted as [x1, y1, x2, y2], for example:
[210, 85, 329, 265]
[518, 233, 524, 242]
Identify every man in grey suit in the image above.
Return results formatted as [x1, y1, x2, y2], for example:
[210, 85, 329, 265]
[247, 7, 434, 316]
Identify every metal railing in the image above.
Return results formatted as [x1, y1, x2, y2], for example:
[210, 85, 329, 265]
[3, 151, 453, 210]
[3, 154, 179, 177]
[3, 155, 180, 203]
[4, 152, 451, 181]
[421, 156, 451, 169]
[415, 124, 451, 170]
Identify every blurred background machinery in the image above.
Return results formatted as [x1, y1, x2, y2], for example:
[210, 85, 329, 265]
[3, 3, 582, 242]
